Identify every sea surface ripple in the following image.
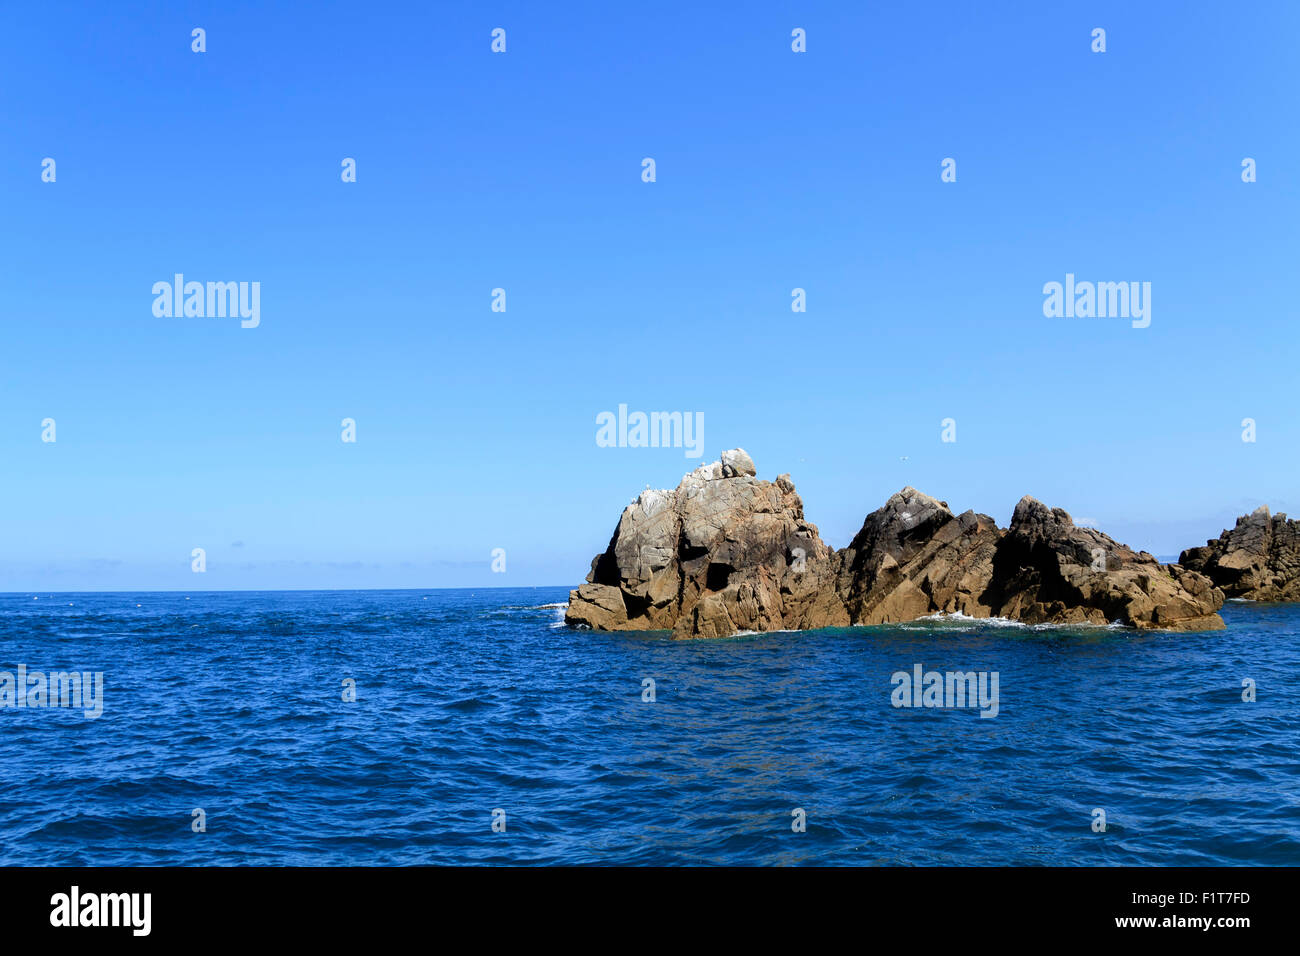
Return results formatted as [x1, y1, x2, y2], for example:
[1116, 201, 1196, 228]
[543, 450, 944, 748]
[0, 589, 1296, 865]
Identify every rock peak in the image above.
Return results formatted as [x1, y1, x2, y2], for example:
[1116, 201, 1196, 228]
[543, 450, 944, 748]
[720, 448, 756, 478]
[887, 486, 951, 513]
[1011, 495, 1073, 528]
[684, 448, 757, 483]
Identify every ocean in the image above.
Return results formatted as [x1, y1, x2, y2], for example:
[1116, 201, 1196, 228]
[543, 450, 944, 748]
[1, 588, 1296, 865]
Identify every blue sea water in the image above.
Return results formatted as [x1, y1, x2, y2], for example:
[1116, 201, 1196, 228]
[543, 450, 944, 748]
[0, 588, 1296, 866]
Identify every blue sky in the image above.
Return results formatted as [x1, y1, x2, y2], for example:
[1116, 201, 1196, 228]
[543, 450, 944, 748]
[2, 1, 1296, 590]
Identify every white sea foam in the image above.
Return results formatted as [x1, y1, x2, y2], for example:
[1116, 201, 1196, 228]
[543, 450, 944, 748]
[895, 611, 1126, 631]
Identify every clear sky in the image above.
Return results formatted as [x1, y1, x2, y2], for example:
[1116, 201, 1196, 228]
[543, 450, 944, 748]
[2, 1, 1296, 591]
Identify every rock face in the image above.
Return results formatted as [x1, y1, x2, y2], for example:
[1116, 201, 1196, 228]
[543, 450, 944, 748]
[565, 451, 848, 639]
[1179, 506, 1300, 602]
[835, 488, 1002, 624]
[566, 451, 1227, 638]
[988, 497, 1224, 630]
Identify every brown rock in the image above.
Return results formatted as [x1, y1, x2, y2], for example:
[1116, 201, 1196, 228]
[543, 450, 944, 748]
[568, 462, 1229, 638]
[836, 488, 1002, 624]
[1179, 506, 1300, 602]
[564, 582, 628, 629]
[565, 450, 848, 637]
[988, 497, 1224, 630]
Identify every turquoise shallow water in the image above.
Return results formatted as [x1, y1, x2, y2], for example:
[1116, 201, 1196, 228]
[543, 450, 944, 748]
[0, 588, 1296, 865]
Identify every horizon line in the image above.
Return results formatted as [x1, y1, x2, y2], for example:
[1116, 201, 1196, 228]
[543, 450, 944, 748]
[1, 585, 579, 596]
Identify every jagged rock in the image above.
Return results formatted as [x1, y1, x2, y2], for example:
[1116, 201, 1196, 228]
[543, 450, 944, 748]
[720, 448, 756, 478]
[987, 497, 1224, 630]
[1179, 506, 1300, 601]
[565, 450, 848, 637]
[564, 582, 629, 629]
[836, 488, 1002, 624]
[568, 462, 1229, 638]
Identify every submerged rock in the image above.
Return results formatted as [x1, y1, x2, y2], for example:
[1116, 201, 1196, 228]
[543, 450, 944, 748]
[1179, 506, 1300, 602]
[566, 453, 1227, 638]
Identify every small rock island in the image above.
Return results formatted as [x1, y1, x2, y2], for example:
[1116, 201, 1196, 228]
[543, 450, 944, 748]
[565, 449, 1266, 638]
[1180, 506, 1300, 602]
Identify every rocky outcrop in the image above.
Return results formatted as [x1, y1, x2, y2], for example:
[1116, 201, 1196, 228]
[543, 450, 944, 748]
[987, 497, 1224, 630]
[566, 451, 1227, 638]
[1179, 506, 1300, 601]
[565, 451, 848, 639]
[835, 488, 1002, 624]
